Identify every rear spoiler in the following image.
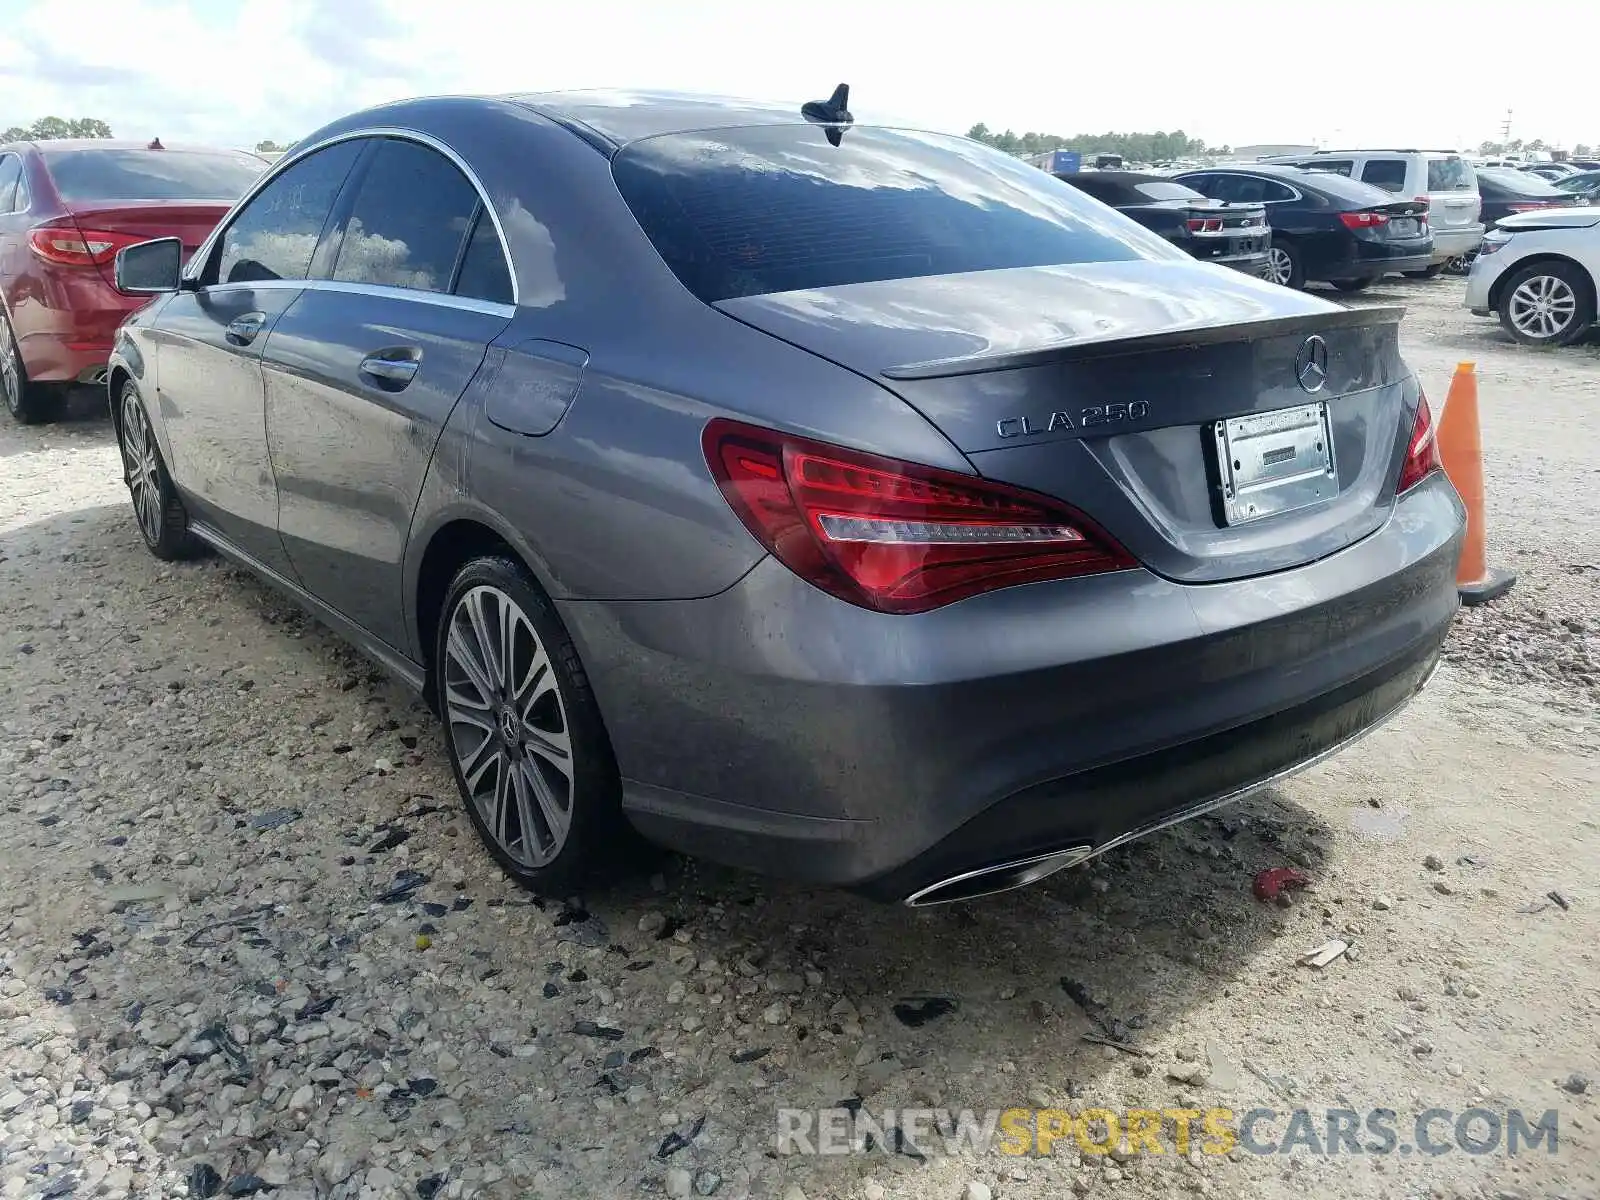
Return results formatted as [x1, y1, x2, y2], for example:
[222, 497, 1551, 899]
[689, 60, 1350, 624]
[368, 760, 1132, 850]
[881, 304, 1407, 381]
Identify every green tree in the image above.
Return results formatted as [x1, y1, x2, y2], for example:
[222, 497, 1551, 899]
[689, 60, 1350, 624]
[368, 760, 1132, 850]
[2, 116, 113, 141]
[964, 122, 1210, 163]
[255, 139, 286, 153]
[1574, 143, 1592, 156]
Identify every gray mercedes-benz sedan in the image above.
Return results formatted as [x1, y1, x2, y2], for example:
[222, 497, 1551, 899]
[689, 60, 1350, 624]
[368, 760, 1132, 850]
[105, 88, 1466, 905]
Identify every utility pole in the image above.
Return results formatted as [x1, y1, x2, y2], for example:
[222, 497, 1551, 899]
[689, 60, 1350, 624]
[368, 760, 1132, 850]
[1500, 109, 1513, 144]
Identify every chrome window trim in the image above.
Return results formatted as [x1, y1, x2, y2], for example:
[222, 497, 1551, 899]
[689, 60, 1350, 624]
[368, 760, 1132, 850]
[185, 126, 520, 307]
[201, 277, 514, 320]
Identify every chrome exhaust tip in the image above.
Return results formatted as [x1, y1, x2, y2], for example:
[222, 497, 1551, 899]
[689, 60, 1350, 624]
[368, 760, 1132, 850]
[903, 845, 1095, 907]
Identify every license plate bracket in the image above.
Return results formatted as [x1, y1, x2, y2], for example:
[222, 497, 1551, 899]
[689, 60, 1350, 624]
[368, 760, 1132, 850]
[1212, 401, 1338, 526]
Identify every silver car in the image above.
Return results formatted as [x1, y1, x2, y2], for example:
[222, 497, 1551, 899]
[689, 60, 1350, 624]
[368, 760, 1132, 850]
[106, 89, 1466, 906]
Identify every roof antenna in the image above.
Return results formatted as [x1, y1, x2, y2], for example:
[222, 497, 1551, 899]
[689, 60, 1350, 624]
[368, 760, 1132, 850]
[801, 84, 853, 146]
[148, 137, 165, 150]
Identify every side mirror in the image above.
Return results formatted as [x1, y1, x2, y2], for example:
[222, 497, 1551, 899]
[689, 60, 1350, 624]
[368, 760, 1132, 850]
[114, 237, 184, 294]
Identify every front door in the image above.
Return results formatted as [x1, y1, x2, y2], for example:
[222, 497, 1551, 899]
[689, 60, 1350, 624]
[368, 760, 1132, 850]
[151, 139, 364, 574]
[262, 137, 515, 651]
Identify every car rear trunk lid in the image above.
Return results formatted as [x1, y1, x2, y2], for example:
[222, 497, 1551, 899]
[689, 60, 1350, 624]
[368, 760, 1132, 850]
[64, 201, 230, 287]
[717, 260, 1417, 585]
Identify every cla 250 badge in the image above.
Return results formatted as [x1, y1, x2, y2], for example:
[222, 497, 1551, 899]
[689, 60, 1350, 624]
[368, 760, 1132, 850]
[996, 400, 1150, 439]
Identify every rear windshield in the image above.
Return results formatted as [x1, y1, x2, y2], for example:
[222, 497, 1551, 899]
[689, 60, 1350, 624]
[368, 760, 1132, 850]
[612, 126, 1174, 302]
[1275, 168, 1397, 206]
[1426, 156, 1475, 192]
[1135, 180, 1204, 202]
[41, 148, 265, 203]
[1478, 167, 1566, 196]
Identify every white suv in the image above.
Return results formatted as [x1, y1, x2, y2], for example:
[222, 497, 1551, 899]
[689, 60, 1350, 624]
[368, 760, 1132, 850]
[1261, 150, 1484, 276]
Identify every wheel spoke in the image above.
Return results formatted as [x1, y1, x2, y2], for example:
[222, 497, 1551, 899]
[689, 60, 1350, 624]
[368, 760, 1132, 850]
[464, 589, 502, 691]
[520, 756, 571, 850]
[446, 622, 497, 702]
[521, 717, 572, 777]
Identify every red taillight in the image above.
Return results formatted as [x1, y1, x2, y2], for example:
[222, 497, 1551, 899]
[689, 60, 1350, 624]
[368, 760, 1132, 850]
[1186, 217, 1224, 233]
[27, 222, 147, 268]
[702, 419, 1137, 614]
[1506, 202, 1551, 213]
[1397, 390, 1443, 494]
[1339, 211, 1390, 229]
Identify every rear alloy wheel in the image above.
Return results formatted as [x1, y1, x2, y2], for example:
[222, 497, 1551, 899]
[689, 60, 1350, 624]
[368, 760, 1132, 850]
[1, 309, 64, 425]
[117, 381, 200, 560]
[1498, 261, 1595, 347]
[1331, 277, 1375, 293]
[1264, 245, 1303, 289]
[437, 557, 629, 894]
[1403, 264, 1446, 280]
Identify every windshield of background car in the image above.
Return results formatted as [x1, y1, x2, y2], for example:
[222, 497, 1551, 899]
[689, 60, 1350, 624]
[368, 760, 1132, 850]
[1426, 156, 1475, 192]
[612, 126, 1179, 302]
[41, 149, 265, 203]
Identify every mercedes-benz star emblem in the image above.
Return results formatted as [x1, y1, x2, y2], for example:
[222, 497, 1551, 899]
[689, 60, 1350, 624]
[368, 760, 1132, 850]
[1295, 334, 1329, 394]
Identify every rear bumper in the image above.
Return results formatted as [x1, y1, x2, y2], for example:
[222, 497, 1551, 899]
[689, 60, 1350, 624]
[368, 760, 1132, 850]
[559, 473, 1465, 898]
[10, 272, 144, 383]
[1211, 251, 1271, 276]
[1430, 226, 1484, 260]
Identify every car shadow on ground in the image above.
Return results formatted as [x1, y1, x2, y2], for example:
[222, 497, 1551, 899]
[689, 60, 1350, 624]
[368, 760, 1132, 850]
[0, 387, 116, 460]
[1, 496, 1348, 1196]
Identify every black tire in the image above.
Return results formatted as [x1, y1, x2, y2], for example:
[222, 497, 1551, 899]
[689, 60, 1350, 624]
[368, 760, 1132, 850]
[434, 555, 631, 895]
[1, 307, 65, 426]
[1264, 243, 1304, 290]
[116, 380, 202, 560]
[1331, 277, 1375, 293]
[1496, 260, 1596, 348]
[1402, 264, 1446, 280]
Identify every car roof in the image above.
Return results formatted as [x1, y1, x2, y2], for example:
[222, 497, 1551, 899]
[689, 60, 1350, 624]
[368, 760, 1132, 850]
[508, 89, 816, 149]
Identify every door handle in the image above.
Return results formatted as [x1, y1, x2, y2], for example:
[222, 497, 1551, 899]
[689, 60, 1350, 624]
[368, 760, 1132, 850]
[359, 350, 421, 391]
[225, 312, 266, 346]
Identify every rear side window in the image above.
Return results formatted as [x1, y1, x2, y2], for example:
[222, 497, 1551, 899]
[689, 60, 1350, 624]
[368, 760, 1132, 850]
[0, 155, 20, 212]
[1360, 159, 1408, 193]
[453, 210, 514, 305]
[612, 126, 1171, 302]
[332, 139, 479, 293]
[1426, 157, 1474, 191]
[213, 141, 362, 285]
[41, 148, 264, 203]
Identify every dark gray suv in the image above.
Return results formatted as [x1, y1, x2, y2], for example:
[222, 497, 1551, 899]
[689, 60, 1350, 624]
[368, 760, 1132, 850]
[107, 89, 1466, 906]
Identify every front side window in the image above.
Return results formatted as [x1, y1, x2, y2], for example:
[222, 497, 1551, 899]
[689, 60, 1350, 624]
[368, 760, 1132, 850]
[1360, 159, 1408, 193]
[331, 139, 479, 293]
[613, 126, 1176, 302]
[212, 141, 362, 285]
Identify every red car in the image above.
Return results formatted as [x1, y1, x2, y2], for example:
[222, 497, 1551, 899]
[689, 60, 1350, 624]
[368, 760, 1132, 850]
[0, 138, 266, 424]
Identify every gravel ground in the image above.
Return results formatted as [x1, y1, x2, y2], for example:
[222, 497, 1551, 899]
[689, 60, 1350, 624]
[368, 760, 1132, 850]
[2, 277, 1596, 1200]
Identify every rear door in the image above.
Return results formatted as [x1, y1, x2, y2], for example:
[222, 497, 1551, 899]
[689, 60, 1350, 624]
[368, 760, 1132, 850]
[261, 136, 514, 651]
[1357, 157, 1408, 195]
[150, 140, 363, 573]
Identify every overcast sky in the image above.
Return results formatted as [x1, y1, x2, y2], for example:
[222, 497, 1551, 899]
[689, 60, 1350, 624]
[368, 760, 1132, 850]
[0, 0, 1586, 152]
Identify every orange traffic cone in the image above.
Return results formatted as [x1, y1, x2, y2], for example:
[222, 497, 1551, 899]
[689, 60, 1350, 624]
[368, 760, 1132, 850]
[1436, 362, 1515, 606]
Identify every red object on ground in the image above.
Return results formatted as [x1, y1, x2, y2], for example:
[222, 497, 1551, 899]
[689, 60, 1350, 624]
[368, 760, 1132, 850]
[1252, 867, 1310, 902]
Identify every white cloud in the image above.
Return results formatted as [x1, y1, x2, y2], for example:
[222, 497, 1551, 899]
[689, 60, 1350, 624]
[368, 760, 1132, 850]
[1, 0, 1593, 152]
